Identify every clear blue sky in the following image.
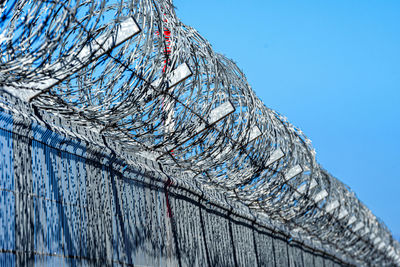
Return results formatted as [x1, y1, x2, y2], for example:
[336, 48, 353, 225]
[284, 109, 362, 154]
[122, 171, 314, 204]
[173, 0, 400, 238]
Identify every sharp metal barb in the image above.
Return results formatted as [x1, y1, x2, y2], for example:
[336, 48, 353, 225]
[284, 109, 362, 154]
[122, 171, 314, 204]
[0, 0, 398, 265]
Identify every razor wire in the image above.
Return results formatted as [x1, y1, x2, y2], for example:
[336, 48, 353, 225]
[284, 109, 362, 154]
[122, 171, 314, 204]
[0, 0, 399, 265]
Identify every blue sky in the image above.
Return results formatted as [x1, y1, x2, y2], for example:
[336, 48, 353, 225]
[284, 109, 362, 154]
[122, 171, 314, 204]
[173, 0, 400, 238]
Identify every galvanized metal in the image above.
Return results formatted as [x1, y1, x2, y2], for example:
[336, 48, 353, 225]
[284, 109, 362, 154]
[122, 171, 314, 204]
[0, 0, 399, 265]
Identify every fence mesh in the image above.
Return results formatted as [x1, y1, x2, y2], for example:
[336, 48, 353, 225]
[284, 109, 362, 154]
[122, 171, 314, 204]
[0, 90, 357, 267]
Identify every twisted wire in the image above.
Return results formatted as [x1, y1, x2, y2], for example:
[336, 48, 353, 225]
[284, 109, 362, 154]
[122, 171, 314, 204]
[0, 0, 399, 265]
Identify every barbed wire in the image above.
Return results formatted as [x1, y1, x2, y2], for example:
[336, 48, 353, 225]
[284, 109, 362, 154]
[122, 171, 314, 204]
[1, 0, 399, 265]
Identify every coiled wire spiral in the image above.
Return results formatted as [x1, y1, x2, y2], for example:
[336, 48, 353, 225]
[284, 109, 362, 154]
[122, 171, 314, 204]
[0, 0, 399, 265]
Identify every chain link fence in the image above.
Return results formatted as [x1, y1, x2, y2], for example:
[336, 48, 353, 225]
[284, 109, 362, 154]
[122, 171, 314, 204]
[0, 89, 367, 267]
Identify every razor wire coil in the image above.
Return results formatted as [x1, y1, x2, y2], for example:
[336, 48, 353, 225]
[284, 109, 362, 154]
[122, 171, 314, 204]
[0, 0, 399, 265]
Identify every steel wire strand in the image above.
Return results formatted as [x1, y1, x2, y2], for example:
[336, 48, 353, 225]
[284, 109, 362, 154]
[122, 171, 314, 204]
[1, 0, 399, 265]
